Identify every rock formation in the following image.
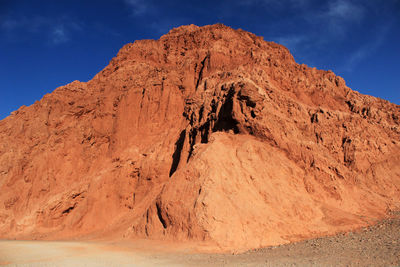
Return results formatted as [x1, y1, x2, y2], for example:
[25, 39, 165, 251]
[0, 24, 399, 252]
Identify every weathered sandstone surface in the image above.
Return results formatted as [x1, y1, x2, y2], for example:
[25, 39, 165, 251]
[0, 24, 399, 252]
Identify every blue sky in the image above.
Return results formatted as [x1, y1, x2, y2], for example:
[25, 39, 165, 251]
[1, 0, 399, 120]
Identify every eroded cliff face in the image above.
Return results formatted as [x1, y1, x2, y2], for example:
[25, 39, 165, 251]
[0, 24, 399, 252]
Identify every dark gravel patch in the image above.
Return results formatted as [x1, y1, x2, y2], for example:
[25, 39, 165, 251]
[178, 212, 400, 266]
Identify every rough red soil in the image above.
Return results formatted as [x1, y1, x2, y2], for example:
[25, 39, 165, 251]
[0, 24, 399, 252]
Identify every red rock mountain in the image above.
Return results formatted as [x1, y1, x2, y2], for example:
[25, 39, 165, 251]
[1, 24, 399, 252]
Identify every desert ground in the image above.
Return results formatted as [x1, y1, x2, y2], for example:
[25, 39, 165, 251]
[1, 213, 399, 267]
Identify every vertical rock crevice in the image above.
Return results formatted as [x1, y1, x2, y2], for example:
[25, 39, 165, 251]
[156, 201, 167, 229]
[195, 53, 210, 90]
[169, 130, 186, 177]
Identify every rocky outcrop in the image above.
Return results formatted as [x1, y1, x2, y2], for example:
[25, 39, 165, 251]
[0, 24, 399, 252]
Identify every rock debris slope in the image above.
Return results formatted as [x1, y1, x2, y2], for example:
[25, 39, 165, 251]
[0, 24, 399, 252]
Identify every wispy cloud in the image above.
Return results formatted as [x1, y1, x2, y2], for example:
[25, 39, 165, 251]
[1, 18, 18, 30]
[1, 16, 48, 33]
[343, 24, 389, 72]
[327, 0, 364, 20]
[149, 19, 189, 36]
[272, 33, 319, 66]
[52, 24, 68, 44]
[319, 0, 365, 36]
[237, 0, 310, 9]
[275, 1, 366, 48]
[0, 15, 83, 45]
[124, 0, 149, 16]
[274, 35, 306, 50]
[51, 21, 82, 44]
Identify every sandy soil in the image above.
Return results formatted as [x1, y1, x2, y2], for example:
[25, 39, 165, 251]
[1, 213, 399, 267]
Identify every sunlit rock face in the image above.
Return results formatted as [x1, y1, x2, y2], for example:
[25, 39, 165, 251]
[0, 24, 399, 252]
